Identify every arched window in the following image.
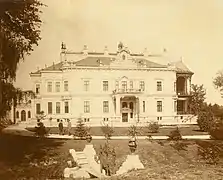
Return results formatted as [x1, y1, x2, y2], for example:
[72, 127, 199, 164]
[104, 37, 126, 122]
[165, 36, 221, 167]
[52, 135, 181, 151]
[28, 111, 31, 118]
[16, 111, 19, 118]
[122, 102, 127, 108]
[21, 110, 26, 121]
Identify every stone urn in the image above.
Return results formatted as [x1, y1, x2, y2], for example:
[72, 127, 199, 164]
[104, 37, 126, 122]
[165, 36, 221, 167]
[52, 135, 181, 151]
[128, 136, 137, 154]
[86, 133, 92, 143]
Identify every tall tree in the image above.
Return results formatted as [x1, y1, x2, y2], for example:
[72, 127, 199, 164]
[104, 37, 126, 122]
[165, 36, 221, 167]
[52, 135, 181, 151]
[0, 0, 44, 118]
[213, 70, 223, 97]
[188, 84, 206, 115]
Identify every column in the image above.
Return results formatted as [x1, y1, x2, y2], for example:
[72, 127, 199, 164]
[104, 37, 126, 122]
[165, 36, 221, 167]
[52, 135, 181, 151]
[116, 96, 120, 116]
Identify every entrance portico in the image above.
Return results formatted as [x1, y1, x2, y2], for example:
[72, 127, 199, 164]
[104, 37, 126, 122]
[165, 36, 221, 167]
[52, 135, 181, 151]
[114, 95, 140, 123]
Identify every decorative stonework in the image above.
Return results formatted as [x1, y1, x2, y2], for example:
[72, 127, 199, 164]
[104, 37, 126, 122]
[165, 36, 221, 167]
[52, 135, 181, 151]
[116, 154, 144, 175]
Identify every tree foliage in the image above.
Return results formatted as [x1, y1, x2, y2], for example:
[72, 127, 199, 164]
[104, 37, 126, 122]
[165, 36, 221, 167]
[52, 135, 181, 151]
[0, 0, 44, 118]
[74, 119, 89, 138]
[213, 70, 223, 96]
[188, 84, 206, 115]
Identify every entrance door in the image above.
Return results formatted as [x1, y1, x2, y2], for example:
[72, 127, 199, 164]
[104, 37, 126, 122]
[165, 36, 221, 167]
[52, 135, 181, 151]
[21, 110, 26, 121]
[122, 113, 128, 122]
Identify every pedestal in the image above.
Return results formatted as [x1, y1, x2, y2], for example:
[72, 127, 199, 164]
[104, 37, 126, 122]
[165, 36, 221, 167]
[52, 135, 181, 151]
[116, 154, 144, 175]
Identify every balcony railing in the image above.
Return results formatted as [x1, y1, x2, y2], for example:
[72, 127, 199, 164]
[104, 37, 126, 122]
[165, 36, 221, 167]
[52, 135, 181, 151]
[113, 88, 143, 94]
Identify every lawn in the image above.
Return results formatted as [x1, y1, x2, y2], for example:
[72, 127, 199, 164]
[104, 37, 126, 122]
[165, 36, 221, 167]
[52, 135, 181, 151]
[0, 134, 222, 179]
[26, 125, 208, 136]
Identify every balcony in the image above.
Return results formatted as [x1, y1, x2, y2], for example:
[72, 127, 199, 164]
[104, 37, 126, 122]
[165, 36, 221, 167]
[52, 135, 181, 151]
[113, 88, 143, 94]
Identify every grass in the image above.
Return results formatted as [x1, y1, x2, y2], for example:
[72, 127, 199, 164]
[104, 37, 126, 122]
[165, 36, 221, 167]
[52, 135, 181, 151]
[26, 125, 208, 136]
[0, 134, 223, 179]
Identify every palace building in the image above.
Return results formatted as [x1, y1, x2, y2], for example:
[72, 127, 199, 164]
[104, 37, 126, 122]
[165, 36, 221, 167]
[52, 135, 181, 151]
[28, 42, 196, 126]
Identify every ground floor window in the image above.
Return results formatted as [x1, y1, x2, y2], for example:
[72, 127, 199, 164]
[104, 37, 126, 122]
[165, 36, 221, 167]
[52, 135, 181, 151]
[28, 111, 31, 118]
[36, 103, 41, 114]
[84, 118, 90, 122]
[56, 102, 61, 114]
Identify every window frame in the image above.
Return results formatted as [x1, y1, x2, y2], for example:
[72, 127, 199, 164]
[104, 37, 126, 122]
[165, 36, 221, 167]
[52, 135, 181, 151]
[157, 81, 162, 91]
[48, 102, 53, 114]
[103, 101, 109, 113]
[84, 101, 90, 113]
[65, 101, 69, 113]
[64, 81, 69, 92]
[157, 101, 163, 112]
[56, 102, 61, 114]
[84, 80, 90, 91]
[47, 82, 53, 92]
[103, 81, 109, 91]
[139, 81, 145, 91]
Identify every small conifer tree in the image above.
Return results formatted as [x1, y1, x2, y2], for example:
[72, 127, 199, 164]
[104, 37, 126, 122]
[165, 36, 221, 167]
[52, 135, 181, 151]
[74, 118, 89, 138]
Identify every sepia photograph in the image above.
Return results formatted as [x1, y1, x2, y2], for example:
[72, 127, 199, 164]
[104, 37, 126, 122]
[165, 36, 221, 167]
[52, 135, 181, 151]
[0, 0, 223, 179]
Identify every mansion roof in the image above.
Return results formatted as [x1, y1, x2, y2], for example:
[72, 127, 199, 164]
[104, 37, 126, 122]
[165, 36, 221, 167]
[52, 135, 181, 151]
[30, 43, 193, 75]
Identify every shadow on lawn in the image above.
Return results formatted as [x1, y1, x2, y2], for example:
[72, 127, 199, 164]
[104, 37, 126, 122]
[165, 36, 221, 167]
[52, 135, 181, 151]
[0, 134, 67, 180]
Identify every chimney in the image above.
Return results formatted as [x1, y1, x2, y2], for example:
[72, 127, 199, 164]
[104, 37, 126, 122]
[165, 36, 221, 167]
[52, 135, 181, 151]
[143, 48, 148, 56]
[61, 42, 66, 53]
[83, 45, 88, 55]
[104, 46, 109, 55]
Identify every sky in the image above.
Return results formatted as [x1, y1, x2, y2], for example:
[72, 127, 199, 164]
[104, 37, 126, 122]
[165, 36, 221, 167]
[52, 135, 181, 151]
[15, 0, 223, 104]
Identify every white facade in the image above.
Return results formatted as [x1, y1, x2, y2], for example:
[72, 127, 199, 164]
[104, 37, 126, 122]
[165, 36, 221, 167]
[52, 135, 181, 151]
[29, 43, 195, 126]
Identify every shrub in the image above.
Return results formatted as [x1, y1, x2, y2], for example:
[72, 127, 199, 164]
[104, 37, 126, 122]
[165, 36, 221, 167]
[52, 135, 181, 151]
[209, 120, 223, 140]
[101, 124, 114, 140]
[74, 119, 89, 138]
[197, 109, 214, 132]
[127, 125, 141, 137]
[168, 127, 182, 141]
[147, 122, 160, 133]
[35, 121, 49, 137]
[98, 142, 116, 176]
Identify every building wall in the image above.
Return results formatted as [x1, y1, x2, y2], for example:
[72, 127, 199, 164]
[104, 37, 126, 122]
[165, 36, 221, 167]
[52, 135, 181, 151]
[31, 68, 180, 125]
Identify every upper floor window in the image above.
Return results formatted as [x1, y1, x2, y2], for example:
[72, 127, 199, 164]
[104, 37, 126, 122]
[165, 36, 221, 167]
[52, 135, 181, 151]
[143, 101, 146, 112]
[35, 84, 40, 94]
[103, 101, 109, 113]
[56, 102, 61, 114]
[48, 102, 52, 114]
[36, 103, 41, 114]
[84, 101, 90, 113]
[157, 101, 162, 112]
[65, 101, 69, 113]
[47, 82, 52, 92]
[139, 81, 145, 91]
[130, 81, 133, 89]
[55, 82, 60, 92]
[84, 80, 90, 91]
[121, 81, 127, 90]
[64, 81, 69, 92]
[103, 81, 108, 91]
[157, 81, 162, 91]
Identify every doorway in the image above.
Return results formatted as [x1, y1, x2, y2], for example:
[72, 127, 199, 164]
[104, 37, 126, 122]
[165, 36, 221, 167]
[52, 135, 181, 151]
[21, 110, 26, 121]
[122, 113, 128, 122]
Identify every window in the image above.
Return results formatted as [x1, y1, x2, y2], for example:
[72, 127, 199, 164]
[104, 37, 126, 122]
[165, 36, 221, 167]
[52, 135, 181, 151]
[65, 101, 69, 113]
[36, 103, 41, 114]
[174, 82, 176, 92]
[115, 81, 119, 89]
[16, 111, 19, 118]
[174, 101, 177, 112]
[130, 113, 133, 118]
[103, 81, 108, 91]
[103, 117, 109, 121]
[55, 82, 60, 92]
[157, 117, 162, 120]
[64, 81, 68, 92]
[129, 102, 134, 110]
[157, 101, 162, 112]
[121, 81, 127, 90]
[47, 82, 52, 92]
[84, 80, 90, 91]
[35, 84, 40, 94]
[84, 101, 90, 113]
[48, 102, 52, 114]
[28, 111, 31, 118]
[143, 101, 145, 112]
[56, 102, 61, 114]
[103, 101, 109, 113]
[84, 118, 90, 122]
[157, 81, 162, 91]
[122, 102, 127, 108]
[130, 81, 133, 89]
[139, 81, 145, 91]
